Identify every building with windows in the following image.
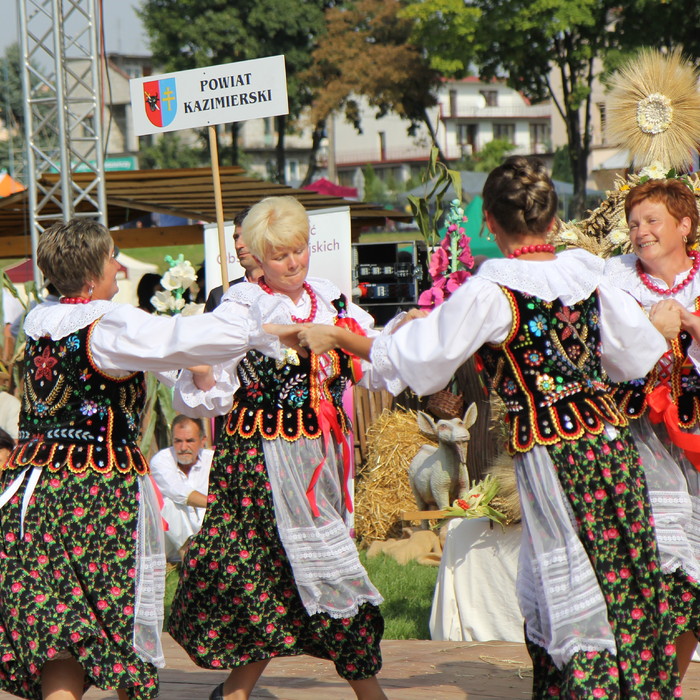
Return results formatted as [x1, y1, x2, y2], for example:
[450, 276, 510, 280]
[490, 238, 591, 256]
[437, 77, 551, 162]
[312, 77, 552, 192]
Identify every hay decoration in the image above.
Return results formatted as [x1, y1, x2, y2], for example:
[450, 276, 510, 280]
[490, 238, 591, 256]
[607, 48, 700, 172]
[550, 170, 700, 257]
[354, 407, 435, 543]
[488, 451, 521, 525]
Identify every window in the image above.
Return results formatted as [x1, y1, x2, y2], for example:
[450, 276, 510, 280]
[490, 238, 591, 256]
[287, 160, 299, 181]
[121, 63, 144, 79]
[493, 123, 515, 142]
[529, 123, 550, 153]
[263, 118, 274, 146]
[457, 124, 477, 148]
[449, 90, 458, 117]
[378, 131, 386, 160]
[480, 90, 498, 107]
[598, 102, 607, 145]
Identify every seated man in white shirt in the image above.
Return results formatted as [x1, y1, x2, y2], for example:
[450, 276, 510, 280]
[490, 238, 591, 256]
[150, 414, 214, 561]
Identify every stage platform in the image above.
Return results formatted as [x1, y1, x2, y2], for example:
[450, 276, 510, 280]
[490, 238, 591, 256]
[2, 634, 699, 699]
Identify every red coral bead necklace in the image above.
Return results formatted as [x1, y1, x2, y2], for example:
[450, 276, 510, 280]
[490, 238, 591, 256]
[258, 278, 318, 323]
[636, 250, 700, 296]
[508, 244, 556, 259]
[59, 297, 91, 304]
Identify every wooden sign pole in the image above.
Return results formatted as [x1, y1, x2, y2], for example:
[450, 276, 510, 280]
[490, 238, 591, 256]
[208, 125, 229, 293]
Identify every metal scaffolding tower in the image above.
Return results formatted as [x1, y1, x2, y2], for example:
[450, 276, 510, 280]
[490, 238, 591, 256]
[18, 0, 107, 285]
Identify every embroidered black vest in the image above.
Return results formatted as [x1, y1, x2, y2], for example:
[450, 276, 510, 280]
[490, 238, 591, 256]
[477, 287, 626, 453]
[7, 320, 148, 475]
[615, 297, 700, 428]
[225, 298, 358, 441]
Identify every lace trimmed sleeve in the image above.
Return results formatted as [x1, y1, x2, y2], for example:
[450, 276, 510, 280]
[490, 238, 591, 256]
[173, 293, 289, 417]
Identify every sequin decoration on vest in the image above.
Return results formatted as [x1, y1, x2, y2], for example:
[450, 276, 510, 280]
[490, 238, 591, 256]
[477, 288, 626, 453]
[9, 321, 148, 475]
[226, 296, 356, 442]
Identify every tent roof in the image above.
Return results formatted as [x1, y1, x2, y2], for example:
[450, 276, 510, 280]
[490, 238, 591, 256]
[0, 172, 25, 198]
[402, 169, 576, 201]
[0, 166, 411, 258]
[303, 177, 358, 199]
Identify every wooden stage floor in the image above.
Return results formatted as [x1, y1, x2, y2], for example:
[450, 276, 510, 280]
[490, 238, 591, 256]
[2, 635, 700, 699]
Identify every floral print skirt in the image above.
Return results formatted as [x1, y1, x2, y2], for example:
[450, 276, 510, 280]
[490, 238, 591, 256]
[526, 430, 700, 699]
[167, 435, 384, 681]
[0, 465, 159, 700]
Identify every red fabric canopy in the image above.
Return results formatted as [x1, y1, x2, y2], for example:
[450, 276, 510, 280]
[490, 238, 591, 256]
[302, 177, 357, 199]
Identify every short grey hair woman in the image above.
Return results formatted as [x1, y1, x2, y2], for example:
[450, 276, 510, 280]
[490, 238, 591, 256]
[0, 218, 280, 700]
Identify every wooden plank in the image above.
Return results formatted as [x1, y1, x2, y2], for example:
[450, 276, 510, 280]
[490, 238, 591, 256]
[110, 224, 204, 249]
[401, 510, 448, 520]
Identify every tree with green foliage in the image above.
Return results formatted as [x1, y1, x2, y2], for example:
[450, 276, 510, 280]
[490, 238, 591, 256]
[138, 133, 207, 170]
[614, 1, 700, 64]
[306, 0, 445, 162]
[0, 44, 30, 180]
[552, 145, 574, 184]
[362, 165, 391, 208]
[457, 139, 515, 173]
[399, 0, 480, 77]
[403, 0, 619, 217]
[139, 0, 330, 184]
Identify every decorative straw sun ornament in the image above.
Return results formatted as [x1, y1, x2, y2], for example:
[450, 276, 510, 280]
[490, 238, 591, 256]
[607, 48, 700, 172]
[550, 48, 700, 255]
[636, 93, 673, 135]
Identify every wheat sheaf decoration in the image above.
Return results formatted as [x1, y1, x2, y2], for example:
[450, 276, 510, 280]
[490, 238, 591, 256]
[607, 48, 700, 172]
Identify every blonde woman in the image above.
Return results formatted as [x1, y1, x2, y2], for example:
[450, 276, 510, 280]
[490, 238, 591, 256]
[169, 196, 390, 700]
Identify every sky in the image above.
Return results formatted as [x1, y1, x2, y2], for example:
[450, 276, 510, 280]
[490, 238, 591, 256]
[1, 1, 150, 55]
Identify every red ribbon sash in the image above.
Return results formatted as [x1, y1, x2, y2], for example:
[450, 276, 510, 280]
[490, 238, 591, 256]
[647, 384, 700, 470]
[304, 315, 365, 517]
[306, 398, 353, 517]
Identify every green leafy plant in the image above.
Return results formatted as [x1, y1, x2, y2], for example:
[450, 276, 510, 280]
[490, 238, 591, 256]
[406, 146, 462, 250]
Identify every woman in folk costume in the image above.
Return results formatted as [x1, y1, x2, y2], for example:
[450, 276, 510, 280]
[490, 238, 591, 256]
[605, 177, 700, 678]
[168, 196, 391, 700]
[556, 48, 700, 679]
[299, 156, 696, 698]
[0, 219, 283, 700]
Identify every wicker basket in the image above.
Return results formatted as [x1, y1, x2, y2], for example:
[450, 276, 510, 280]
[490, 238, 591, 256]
[426, 389, 464, 420]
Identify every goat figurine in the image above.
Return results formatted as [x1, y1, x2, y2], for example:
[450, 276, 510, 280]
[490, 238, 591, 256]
[408, 403, 478, 513]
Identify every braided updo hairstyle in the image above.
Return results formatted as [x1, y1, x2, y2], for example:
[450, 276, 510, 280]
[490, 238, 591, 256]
[482, 156, 558, 237]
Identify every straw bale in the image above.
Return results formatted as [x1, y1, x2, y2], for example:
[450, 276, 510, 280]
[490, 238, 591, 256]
[355, 407, 434, 543]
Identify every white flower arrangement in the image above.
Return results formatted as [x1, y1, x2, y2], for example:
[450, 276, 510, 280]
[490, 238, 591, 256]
[608, 228, 630, 246]
[558, 228, 580, 244]
[637, 161, 670, 180]
[151, 254, 204, 316]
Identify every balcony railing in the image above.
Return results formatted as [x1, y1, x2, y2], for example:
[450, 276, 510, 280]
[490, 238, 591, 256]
[442, 105, 551, 119]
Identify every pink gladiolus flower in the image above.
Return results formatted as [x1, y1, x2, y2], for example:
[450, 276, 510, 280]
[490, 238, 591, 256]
[428, 247, 449, 279]
[418, 283, 446, 309]
[458, 238, 475, 268]
[446, 270, 470, 293]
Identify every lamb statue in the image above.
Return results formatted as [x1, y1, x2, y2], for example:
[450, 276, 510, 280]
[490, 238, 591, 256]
[408, 403, 478, 514]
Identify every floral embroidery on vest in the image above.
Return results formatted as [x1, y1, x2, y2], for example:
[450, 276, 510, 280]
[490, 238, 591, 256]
[477, 287, 626, 453]
[7, 321, 148, 475]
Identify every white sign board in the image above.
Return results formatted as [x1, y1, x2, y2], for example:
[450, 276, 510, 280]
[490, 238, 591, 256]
[130, 55, 288, 136]
[204, 206, 352, 299]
